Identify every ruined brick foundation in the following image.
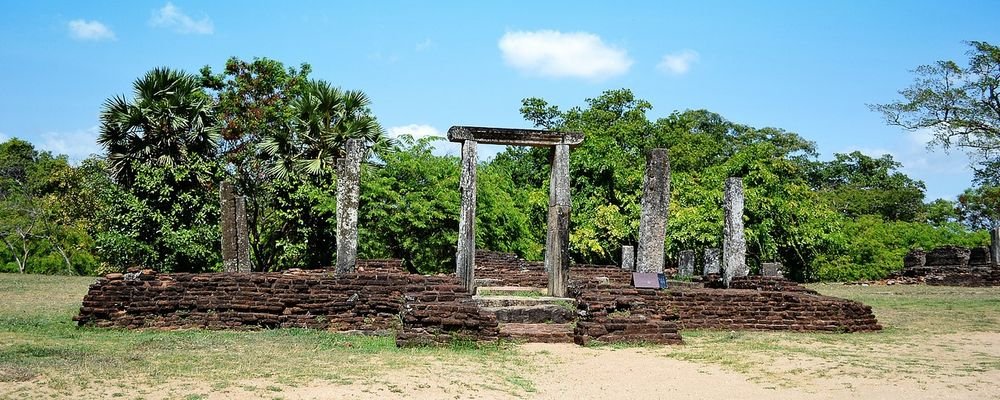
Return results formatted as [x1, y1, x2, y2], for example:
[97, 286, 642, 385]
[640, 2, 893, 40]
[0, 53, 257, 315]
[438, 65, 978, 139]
[894, 246, 999, 286]
[74, 267, 498, 347]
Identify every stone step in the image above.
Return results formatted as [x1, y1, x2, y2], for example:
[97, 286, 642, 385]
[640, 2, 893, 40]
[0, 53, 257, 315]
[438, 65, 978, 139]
[472, 295, 576, 308]
[475, 286, 546, 296]
[482, 305, 577, 324]
[500, 323, 575, 343]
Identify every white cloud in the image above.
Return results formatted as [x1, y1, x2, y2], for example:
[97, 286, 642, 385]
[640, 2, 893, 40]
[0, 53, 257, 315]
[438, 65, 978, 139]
[657, 49, 699, 75]
[67, 19, 116, 41]
[0, 132, 8, 142]
[150, 2, 214, 35]
[37, 126, 102, 163]
[498, 30, 632, 80]
[388, 124, 444, 140]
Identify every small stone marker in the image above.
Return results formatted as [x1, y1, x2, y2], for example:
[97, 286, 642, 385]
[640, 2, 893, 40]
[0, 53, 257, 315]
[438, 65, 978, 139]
[633, 272, 663, 289]
[723, 177, 747, 288]
[703, 248, 721, 274]
[636, 149, 670, 274]
[622, 245, 635, 271]
[335, 138, 364, 275]
[761, 262, 782, 277]
[678, 250, 695, 276]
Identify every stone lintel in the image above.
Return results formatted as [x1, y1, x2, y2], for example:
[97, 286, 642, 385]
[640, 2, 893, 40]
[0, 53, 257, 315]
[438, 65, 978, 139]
[447, 126, 584, 147]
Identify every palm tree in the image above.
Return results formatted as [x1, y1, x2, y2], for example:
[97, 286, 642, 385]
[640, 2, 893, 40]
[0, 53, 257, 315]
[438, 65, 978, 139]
[98, 67, 218, 184]
[263, 80, 390, 178]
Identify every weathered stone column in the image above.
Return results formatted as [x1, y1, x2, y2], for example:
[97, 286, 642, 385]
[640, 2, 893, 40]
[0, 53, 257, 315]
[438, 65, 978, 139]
[636, 149, 670, 274]
[621, 245, 635, 271]
[234, 195, 251, 272]
[456, 140, 478, 292]
[220, 182, 238, 272]
[546, 144, 571, 297]
[723, 177, 747, 288]
[678, 250, 695, 276]
[335, 139, 364, 275]
[703, 248, 721, 275]
[991, 227, 1000, 267]
[220, 182, 252, 273]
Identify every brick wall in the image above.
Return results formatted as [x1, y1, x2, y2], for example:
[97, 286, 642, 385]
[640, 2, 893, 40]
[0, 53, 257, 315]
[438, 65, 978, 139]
[74, 268, 498, 346]
[897, 246, 1000, 286]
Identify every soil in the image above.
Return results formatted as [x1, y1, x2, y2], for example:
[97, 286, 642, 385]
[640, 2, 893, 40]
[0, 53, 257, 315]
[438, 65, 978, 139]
[6, 333, 999, 400]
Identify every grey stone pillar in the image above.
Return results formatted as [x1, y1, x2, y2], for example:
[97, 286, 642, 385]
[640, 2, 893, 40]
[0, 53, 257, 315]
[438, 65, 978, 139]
[234, 195, 251, 272]
[761, 262, 782, 277]
[221, 182, 251, 273]
[621, 245, 635, 271]
[220, 182, 238, 272]
[723, 177, 747, 288]
[991, 227, 1000, 267]
[335, 139, 364, 275]
[546, 144, 571, 297]
[678, 250, 695, 276]
[636, 149, 670, 274]
[703, 248, 721, 275]
[456, 140, 478, 292]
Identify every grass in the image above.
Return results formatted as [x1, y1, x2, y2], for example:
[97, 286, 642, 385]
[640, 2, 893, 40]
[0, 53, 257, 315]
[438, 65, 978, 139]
[0, 273, 535, 399]
[2, 274, 999, 397]
[657, 283, 1000, 388]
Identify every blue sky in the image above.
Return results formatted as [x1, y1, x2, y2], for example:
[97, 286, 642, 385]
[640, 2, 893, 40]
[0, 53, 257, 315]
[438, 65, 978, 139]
[1, 1, 998, 199]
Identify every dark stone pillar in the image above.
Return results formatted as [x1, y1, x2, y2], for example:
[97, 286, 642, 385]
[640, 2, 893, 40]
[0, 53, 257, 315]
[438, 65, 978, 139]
[678, 250, 695, 276]
[546, 144, 571, 297]
[220, 182, 251, 272]
[723, 177, 747, 288]
[335, 139, 364, 275]
[991, 228, 1000, 267]
[636, 149, 670, 273]
[456, 140, 478, 292]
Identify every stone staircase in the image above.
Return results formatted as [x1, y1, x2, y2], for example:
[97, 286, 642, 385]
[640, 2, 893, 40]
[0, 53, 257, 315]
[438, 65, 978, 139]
[473, 286, 577, 343]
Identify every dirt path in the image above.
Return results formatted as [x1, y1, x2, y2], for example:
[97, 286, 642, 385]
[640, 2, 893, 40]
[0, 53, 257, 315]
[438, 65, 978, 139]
[9, 334, 997, 400]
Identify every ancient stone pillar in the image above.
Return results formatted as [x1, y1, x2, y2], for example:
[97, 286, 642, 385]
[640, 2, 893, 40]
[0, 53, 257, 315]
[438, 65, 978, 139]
[335, 139, 364, 275]
[723, 177, 747, 288]
[546, 144, 571, 297]
[678, 250, 695, 276]
[220, 182, 238, 272]
[636, 149, 670, 274]
[456, 140, 478, 292]
[234, 195, 251, 272]
[991, 227, 1000, 267]
[621, 245, 635, 271]
[703, 248, 721, 275]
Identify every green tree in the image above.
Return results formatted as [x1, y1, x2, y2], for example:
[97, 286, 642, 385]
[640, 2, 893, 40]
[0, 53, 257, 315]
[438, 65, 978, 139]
[97, 67, 222, 272]
[872, 41, 1000, 183]
[808, 151, 927, 221]
[98, 67, 218, 185]
[957, 185, 1000, 229]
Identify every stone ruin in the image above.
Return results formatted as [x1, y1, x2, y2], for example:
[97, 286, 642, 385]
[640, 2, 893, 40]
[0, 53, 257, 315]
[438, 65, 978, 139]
[892, 242, 1000, 286]
[77, 126, 884, 346]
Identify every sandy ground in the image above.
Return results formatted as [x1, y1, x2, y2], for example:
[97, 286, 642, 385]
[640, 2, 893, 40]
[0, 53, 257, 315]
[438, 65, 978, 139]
[6, 332, 999, 400]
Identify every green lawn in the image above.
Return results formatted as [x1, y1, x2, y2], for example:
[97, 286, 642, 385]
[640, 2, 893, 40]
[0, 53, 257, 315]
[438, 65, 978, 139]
[2, 274, 999, 398]
[0, 273, 532, 399]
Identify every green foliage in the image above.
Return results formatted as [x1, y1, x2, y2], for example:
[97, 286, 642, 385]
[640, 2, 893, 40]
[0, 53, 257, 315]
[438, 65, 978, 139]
[872, 41, 1000, 171]
[813, 215, 990, 281]
[809, 151, 927, 221]
[89, 159, 222, 273]
[957, 185, 1000, 230]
